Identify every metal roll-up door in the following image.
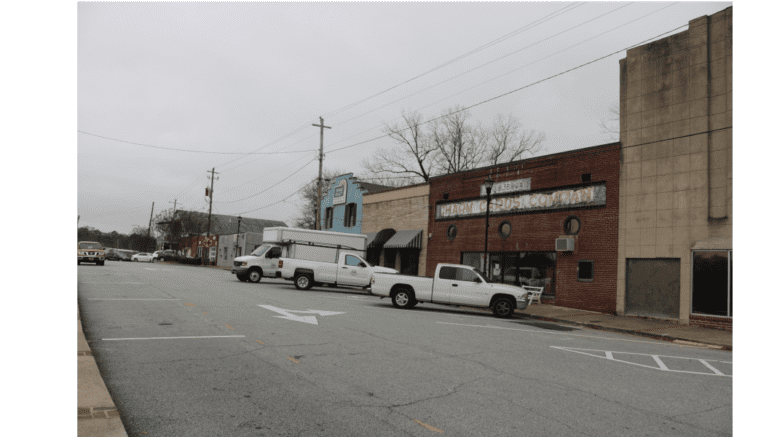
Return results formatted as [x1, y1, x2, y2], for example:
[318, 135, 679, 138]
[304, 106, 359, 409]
[625, 258, 681, 319]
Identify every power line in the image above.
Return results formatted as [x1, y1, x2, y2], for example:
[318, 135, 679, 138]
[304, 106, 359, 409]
[325, 23, 689, 155]
[236, 178, 316, 216]
[78, 130, 318, 155]
[329, 2, 635, 128]
[214, 158, 317, 204]
[412, 2, 680, 114]
[216, 155, 313, 198]
[322, 2, 586, 119]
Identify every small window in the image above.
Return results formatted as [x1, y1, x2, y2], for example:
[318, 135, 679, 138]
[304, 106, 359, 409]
[564, 215, 581, 236]
[581, 173, 592, 183]
[438, 266, 456, 280]
[345, 255, 361, 266]
[498, 221, 511, 239]
[578, 260, 594, 282]
[446, 224, 457, 241]
[325, 207, 333, 229]
[344, 203, 357, 227]
[443, 193, 449, 200]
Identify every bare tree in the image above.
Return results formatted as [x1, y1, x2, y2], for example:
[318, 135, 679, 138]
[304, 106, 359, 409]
[485, 113, 546, 166]
[154, 208, 221, 250]
[431, 106, 486, 174]
[293, 169, 343, 229]
[362, 109, 436, 184]
[598, 101, 620, 142]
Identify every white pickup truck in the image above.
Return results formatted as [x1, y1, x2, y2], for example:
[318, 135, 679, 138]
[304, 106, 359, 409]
[370, 263, 531, 318]
[279, 250, 398, 290]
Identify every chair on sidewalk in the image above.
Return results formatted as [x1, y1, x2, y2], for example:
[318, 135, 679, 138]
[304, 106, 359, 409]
[523, 286, 544, 305]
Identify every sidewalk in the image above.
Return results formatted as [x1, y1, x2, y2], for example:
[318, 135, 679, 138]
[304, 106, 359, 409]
[78, 307, 129, 437]
[517, 301, 732, 350]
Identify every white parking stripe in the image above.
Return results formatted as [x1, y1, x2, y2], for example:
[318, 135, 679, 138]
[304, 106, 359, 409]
[652, 355, 669, 370]
[102, 335, 245, 341]
[437, 321, 666, 345]
[87, 298, 180, 301]
[699, 359, 726, 376]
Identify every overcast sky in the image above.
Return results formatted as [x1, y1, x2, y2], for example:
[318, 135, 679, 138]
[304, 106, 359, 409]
[77, 1, 732, 235]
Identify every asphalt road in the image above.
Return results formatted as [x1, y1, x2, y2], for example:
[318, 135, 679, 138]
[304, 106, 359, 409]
[78, 260, 733, 437]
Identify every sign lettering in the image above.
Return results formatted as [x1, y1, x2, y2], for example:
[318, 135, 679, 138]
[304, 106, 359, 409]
[436, 185, 606, 219]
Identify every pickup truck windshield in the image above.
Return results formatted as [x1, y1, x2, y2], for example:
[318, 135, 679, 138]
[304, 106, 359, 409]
[79, 242, 103, 250]
[250, 245, 272, 257]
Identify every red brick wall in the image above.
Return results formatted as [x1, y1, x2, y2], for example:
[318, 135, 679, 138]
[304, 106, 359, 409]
[689, 314, 732, 331]
[426, 143, 620, 314]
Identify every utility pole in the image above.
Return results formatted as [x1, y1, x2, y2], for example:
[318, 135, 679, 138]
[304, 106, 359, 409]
[206, 168, 218, 266]
[206, 168, 218, 237]
[312, 117, 331, 230]
[147, 201, 155, 252]
[169, 199, 178, 251]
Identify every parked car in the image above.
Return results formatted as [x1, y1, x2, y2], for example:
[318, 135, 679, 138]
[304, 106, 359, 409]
[152, 250, 180, 262]
[131, 252, 154, 262]
[78, 241, 106, 266]
[370, 263, 530, 318]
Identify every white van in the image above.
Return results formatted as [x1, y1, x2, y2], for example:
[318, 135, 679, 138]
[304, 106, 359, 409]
[231, 227, 371, 283]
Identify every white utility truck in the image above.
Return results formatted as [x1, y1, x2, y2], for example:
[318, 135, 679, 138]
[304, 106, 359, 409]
[232, 227, 397, 285]
[275, 233, 398, 290]
[369, 263, 531, 318]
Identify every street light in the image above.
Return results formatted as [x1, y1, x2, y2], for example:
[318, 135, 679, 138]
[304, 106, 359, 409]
[483, 176, 494, 278]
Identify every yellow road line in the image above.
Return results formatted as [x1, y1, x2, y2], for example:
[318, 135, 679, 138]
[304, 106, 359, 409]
[413, 419, 443, 433]
[203, 312, 208, 315]
[286, 356, 300, 364]
[256, 340, 265, 345]
[225, 324, 234, 329]
[183, 303, 195, 307]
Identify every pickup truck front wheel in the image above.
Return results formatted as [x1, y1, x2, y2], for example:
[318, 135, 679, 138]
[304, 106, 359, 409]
[392, 288, 417, 309]
[248, 268, 263, 283]
[294, 274, 313, 290]
[492, 297, 515, 318]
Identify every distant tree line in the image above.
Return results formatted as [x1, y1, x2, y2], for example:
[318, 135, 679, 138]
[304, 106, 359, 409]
[77, 226, 156, 252]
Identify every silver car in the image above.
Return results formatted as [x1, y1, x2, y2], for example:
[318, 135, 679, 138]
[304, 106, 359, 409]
[131, 252, 154, 262]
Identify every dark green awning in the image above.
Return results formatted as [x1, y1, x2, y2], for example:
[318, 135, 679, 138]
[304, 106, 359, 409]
[383, 229, 423, 250]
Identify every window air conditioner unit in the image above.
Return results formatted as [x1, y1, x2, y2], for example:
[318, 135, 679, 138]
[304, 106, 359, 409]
[555, 238, 575, 252]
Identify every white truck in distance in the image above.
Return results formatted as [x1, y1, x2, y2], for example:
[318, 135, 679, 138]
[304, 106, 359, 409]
[276, 239, 398, 290]
[370, 263, 531, 318]
[232, 227, 377, 283]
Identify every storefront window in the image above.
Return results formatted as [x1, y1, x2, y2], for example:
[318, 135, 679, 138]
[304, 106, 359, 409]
[692, 250, 732, 317]
[461, 251, 556, 296]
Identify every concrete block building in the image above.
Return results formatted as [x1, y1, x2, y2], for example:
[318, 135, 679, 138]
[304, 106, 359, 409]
[361, 183, 430, 276]
[617, 7, 732, 328]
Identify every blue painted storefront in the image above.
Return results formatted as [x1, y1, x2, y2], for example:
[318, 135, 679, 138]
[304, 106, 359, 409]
[319, 173, 368, 234]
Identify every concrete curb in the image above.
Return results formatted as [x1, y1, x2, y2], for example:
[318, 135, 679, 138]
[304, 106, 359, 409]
[78, 305, 129, 437]
[517, 313, 732, 351]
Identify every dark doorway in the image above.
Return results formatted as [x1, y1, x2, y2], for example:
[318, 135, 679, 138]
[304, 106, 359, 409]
[399, 249, 419, 276]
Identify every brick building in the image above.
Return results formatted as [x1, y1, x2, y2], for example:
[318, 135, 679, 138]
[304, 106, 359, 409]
[617, 7, 732, 329]
[426, 143, 620, 313]
[361, 183, 430, 276]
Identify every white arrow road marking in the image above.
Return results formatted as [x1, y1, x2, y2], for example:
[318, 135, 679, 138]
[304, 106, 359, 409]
[551, 346, 732, 377]
[258, 305, 346, 325]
